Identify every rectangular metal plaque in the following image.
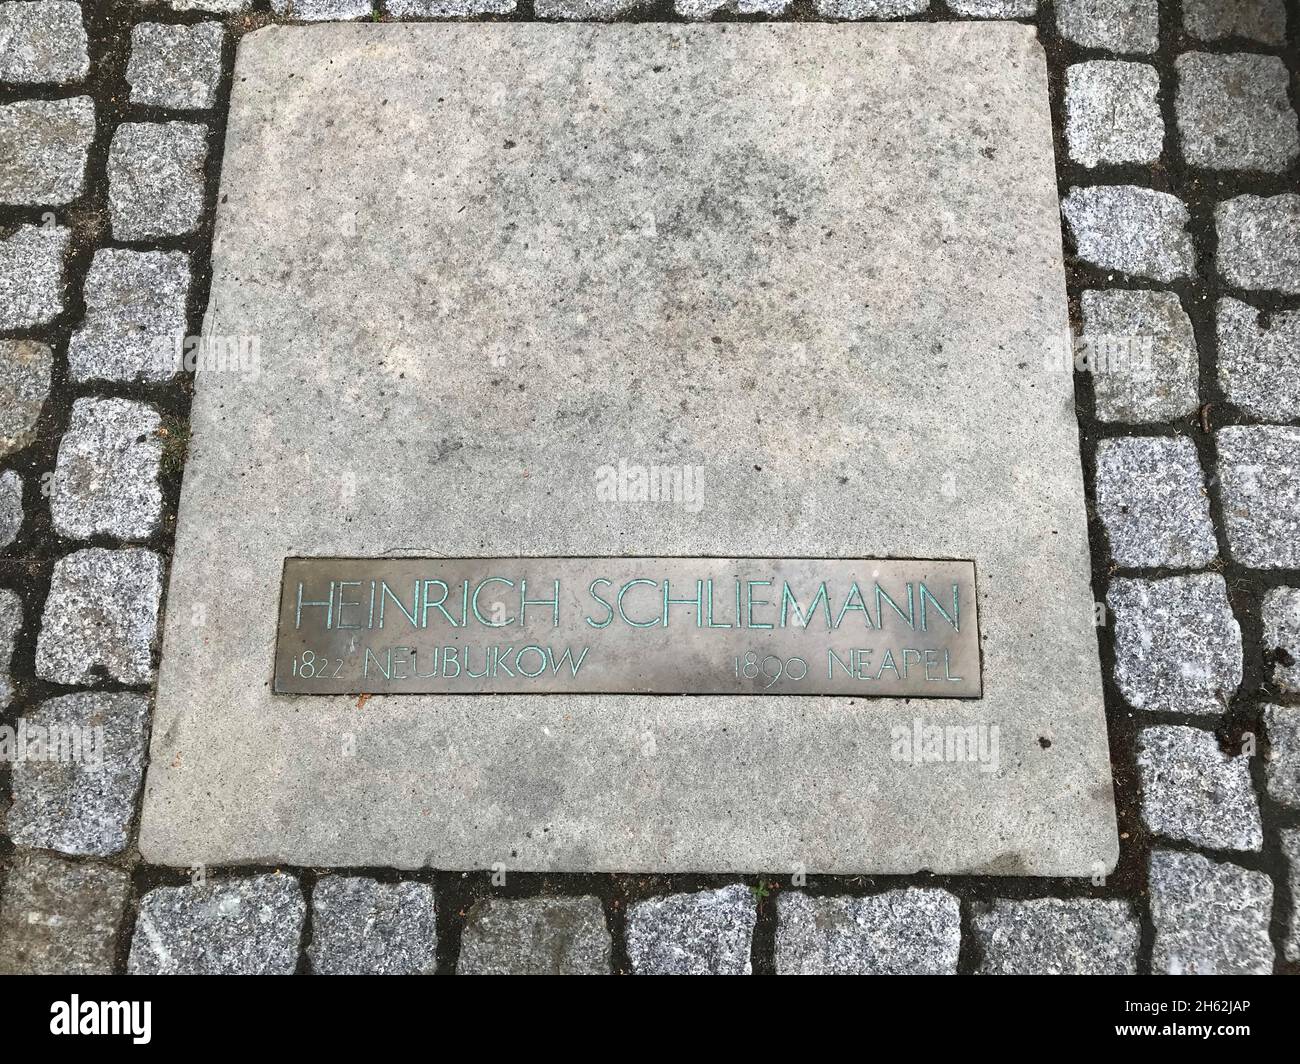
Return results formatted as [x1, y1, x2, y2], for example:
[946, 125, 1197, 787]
[274, 558, 981, 697]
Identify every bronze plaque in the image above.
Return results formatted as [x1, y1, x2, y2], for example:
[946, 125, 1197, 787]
[274, 557, 981, 697]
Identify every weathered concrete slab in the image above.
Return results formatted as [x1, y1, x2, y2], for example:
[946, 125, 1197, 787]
[139, 23, 1117, 875]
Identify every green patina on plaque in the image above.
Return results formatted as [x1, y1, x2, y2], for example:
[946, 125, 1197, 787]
[275, 557, 981, 696]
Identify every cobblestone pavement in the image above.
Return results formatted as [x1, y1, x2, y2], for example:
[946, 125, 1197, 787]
[1, 0, 1298, 975]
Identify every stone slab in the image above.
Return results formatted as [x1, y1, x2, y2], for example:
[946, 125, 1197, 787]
[139, 23, 1116, 875]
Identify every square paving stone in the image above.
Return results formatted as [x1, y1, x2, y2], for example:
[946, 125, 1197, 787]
[1182, 0, 1288, 47]
[107, 121, 207, 240]
[0, 471, 20, 550]
[947, 0, 1036, 15]
[1062, 186, 1195, 282]
[0, 224, 70, 331]
[1079, 289, 1198, 423]
[1217, 298, 1300, 420]
[308, 877, 437, 974]
[1149, 850, 1273, 975]
[1285, 831, 1300, 963]
[387, 0, 513, 13]
[1262, 589, 1300, 694]
[0, 338, 53, 455]
[971, 898, 1138, 974]
[138, 23, 1117, 876]
[1136, 724, 1262, 851]
[0, 97, 94, 205]
[626, 885, 756, 975]
[272, 0, 375, 18]
[1216, 194, 1300, 295]
[1065, 61, 1163, 168]
[0, 1, 89, 84]
[67, 249, 190, 383]
[1094, 436, 1216, 568]
[128, 873, 305, 974]
[127, 23, 226, 111]
[776, 889, 960, 975]
[537, 0, 649, 16]
[676, 0, 775, 12]
[1264, 704, 1300, 809]
[676, 0, 789, 15]
[1217, 426, 1300, 569]
[7, 691, 151, 856]
[50, 397, 163, 541]
[458, 896, 610, 974]
[1108, 574, 1241, 715]
[812, 0, 928, 15]
[35, 548, 164, 685]
[0, 586, 20, 707]
[0, 852, 130, 975]
[164, 0, 251, 10]
[1056, 0, 1158, 55]
[1176, 53, 1299, 173]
